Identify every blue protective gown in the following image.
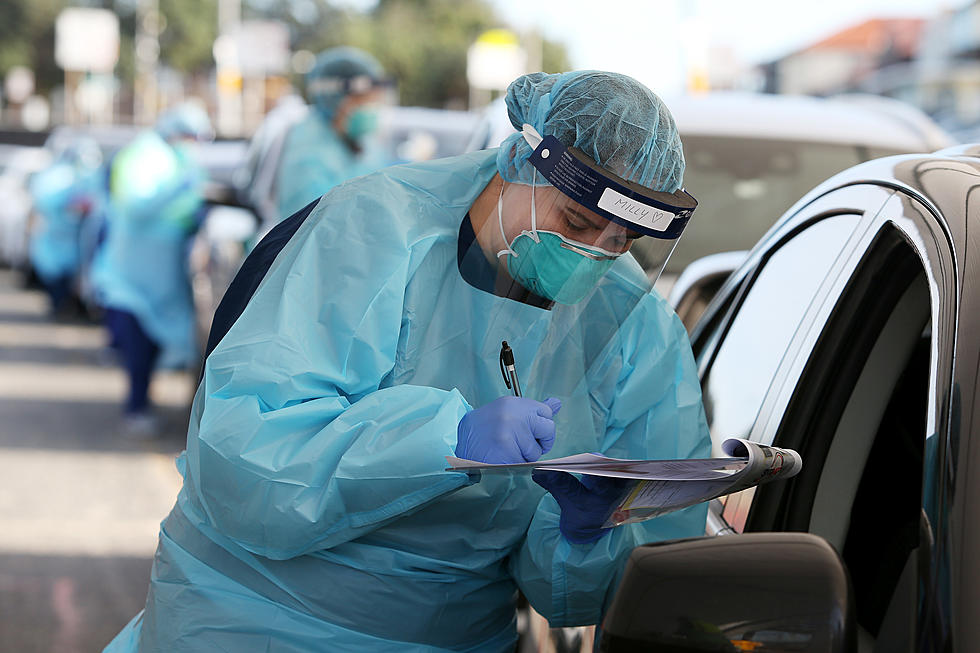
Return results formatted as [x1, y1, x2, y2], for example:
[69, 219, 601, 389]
[92, 131, 204, 369]
[28, 160, 94, 286]
[105, 149, 710, 652]
[275, 111, 391, 219]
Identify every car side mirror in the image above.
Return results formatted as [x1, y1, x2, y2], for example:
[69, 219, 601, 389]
[600, 533, 856, 653]
[667, 250, 747, 331]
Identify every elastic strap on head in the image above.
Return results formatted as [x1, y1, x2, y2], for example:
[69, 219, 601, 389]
[521, 123, 544, 150]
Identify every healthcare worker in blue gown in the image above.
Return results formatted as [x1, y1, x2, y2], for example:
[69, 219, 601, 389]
[105, 70, 711, 651]
[92, 102, 212, 437]
[275, 46, 393, 219]
[28, 137, 103, 317]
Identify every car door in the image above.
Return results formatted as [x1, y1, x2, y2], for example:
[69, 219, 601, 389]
[693, 184, 957, 651]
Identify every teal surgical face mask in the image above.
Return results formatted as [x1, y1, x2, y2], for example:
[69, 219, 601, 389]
[497, 179, 620, 305]
[345, 106, 379, 141]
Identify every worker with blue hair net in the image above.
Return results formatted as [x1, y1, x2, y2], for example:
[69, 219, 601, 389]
[28, 137, 104, 317]
[92, 101, 212, 437]
[105, 70, 709, 650]
[275, 46, 394, 219]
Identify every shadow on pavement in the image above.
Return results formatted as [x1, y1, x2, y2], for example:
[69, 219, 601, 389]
[0, 311, 52, 325]
[0, 270, 193, 652]
[0, 345, 110, 367]
[0, 397, 190, 454]
[0, 553, 152, 653]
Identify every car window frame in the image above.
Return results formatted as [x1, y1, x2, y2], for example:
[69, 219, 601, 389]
[742, 188, 958, 648]
[741, 190, 956, 525]
[878, 191, 958, 652]
[692, 184, 896, 532]
[694, 185, 895, 402]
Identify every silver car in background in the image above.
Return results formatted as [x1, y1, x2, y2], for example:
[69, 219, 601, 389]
[0, 143, 49, 270]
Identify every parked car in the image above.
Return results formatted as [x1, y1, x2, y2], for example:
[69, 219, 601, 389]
[380, 105, 480, 164]
[0, 143, 49, 269]
[599, 143, 980, 652]
[464, 92, 955, 296]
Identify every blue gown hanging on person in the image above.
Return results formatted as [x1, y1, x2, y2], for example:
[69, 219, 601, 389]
[275, 110, 391, 220]
[105, 148, 710, 652]
[93, 130, 205, 369]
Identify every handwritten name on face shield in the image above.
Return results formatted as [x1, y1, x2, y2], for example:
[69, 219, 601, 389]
[597, 187, 675, 233]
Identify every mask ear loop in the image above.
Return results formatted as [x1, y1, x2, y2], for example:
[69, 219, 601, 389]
[496, 181, 515, 260]
[529, 169, 539, 238]
[521, 123, 544, 243]
[496, 125, 547, 259]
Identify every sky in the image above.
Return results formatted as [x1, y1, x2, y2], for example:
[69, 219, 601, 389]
[491, 0, 970, 93]
[338, 0, 970, 94]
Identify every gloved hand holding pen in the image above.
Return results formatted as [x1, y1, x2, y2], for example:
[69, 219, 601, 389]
[532, 471, 630, 544]
[455, 396, 562, 464]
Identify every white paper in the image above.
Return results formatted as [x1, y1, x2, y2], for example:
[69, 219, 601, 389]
[445, 438, 802, 528]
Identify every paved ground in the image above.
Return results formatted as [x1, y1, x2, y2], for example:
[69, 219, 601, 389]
[0, 269, 193, 652]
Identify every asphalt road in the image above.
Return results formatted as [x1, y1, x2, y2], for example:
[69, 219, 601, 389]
[0, 269, 193, 652]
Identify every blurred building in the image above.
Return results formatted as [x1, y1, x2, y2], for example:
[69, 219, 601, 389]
[760, 18, 925, 97]
[754, 7, 980, 142]
[904, 2, 980, 141]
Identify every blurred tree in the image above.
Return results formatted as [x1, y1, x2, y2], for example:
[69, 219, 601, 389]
[0, 0, 570, 113]
[357, 0, 498, 108]
[0, 0, 216, 94]
[248, 0, 570, 109]
[0, 1, 30, 73]
[541, 38, 569, 76]
[336, 0, 571, 108]
[244, 0, 345, 53]
[158, 0, 219, 74]
[0, 0, 64, 95]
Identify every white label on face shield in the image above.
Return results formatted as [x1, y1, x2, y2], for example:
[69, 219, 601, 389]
[597, 187, 674, 232]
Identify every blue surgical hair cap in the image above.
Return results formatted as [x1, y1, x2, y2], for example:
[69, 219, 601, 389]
[496, 71, 685, 193]
[155, 102, 213, 142]
[306, 46, 386, 120]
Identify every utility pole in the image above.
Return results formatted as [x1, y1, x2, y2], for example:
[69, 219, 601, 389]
[215, 0, 243, 136]
[134, 0, 160, 125]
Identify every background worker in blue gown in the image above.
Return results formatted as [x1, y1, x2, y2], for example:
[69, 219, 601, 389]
[105, 70, 711, 651]
[275, 46, 394, 219]
[28, 137, 104, 318]
[93, 102, 212, 437]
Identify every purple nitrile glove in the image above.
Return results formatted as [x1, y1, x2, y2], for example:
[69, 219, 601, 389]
[455, 396, 562, 464]
[532, 470, 630, 544]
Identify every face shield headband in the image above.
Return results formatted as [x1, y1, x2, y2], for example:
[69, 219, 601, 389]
[306, 74, 394, 98]
[520, 124, 697, 240]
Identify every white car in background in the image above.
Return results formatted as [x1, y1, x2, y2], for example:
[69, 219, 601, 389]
[0, 143, 49, 270]
[465, 92, 954, 301]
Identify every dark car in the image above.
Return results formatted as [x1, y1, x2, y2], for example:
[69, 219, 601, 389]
[600, 144, 980, 652]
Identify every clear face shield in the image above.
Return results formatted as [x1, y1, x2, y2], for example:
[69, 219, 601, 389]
[446, 127, 701, 462]
[473, 124, 697, 307]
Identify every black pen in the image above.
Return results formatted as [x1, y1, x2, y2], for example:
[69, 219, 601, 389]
[499, 341, 522, 397]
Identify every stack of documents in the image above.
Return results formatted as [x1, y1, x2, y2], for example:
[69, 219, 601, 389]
[447, 439, 802, 527]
